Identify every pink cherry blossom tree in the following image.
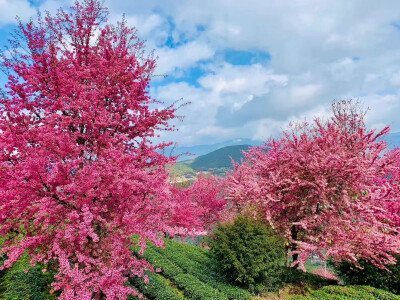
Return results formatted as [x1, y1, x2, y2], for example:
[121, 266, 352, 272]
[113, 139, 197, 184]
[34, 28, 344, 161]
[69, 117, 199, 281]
[0, 1, 224, 299]
[224, 102, 400, 270]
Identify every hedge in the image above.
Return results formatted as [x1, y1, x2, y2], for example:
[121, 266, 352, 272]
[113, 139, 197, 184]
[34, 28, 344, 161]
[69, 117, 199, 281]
[135, 244, 226, 299]
[174, 273, 229, 300]
[156, 239, 251, 300]
[333, 255, 400, 294]
[291, 285, 400, 300]
[129, 271, 184, 300]
[209, 215, 286, 293]
[281, 267, 338, 288]
[0, 254, 56, 300]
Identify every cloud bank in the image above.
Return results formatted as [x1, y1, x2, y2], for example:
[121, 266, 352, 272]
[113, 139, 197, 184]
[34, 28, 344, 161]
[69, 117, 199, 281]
[1, 0, 399, 145]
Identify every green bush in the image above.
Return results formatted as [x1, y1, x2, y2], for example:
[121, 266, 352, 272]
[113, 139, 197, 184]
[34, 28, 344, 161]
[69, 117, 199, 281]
[0, 255, 56, 300]
[138, 247, 183, 278]
[3, 268, 44, 300]
[281, 267, 337, 289]
[135, 243, 227, 300]
[174, 273, 228, 300]
[290, 285, 400, 300]
[129, 271, 184, 300]
[209, 214, 286, 294]
[158, 239, 251, 300]
[333, 255, 400, 294]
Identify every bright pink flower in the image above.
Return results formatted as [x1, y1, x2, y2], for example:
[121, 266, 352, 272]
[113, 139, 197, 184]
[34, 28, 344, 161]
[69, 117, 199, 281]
[224, 115, 400, 270]
[0, 1, 224, 298]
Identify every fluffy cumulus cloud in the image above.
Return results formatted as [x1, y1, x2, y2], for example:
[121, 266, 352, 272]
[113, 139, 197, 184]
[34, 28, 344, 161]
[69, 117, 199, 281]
[0, 0, 36, 25]
[1, 0, 400, 145]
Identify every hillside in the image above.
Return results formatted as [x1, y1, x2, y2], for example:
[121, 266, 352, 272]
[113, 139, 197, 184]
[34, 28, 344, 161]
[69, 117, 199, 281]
[168, 162, 196, 177]
[130, 239, 397, 300]
[165, 139, 262, 161]
[189, 144, 251, 171]
[168, 145, 252, 178]
[168, 132, 400, 178]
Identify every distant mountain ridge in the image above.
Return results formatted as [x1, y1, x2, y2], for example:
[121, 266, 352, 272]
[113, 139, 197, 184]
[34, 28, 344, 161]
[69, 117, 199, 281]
[168, 132, 400, 178]
[165, 138, 262, 161]
[190, 144, 251, 170]
[170, 144, 252, 177]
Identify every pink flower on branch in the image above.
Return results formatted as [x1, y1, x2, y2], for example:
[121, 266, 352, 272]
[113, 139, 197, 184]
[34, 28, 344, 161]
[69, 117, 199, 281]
[224, 103, 400, 271]
[0, 1, 225, 298]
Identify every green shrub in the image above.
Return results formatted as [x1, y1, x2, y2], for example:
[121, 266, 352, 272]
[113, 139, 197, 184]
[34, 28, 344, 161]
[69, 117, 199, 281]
[135, 243, 227, 300]
[333, 255, 400, 294]
[209, 214, 286, 294]
[174, 273, 228, 300]
[158, 239, 251, 300]
[290, 285, 400, 300]
[137, 247, 184, 278]
[165, 238, 211, 266]
[281, 267, 337, 289]
[129, 271, 185, 300]
[0, 255, 56, 300]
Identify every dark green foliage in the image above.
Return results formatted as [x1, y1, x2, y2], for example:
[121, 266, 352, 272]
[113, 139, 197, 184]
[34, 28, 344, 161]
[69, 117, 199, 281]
[174, 273, 229, 300]
[209, 214, 286, 294]
[290, 285, 400, 300]
[0, 255, 56, 300]
[134, 243, 228, 299]
[333, 255, 400, 294]
[138, 247, 183, 278]
[3, 268, 43, 300]
[281, 267, 338, 289]
[131, 237, 251, 299]
[129, 271, 185, 300]
[159, 239, 251, 300]
[0, 254, 6, 296]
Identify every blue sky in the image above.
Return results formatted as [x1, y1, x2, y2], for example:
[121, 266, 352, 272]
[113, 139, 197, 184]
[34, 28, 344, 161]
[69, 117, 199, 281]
[1, 0, 400, 146]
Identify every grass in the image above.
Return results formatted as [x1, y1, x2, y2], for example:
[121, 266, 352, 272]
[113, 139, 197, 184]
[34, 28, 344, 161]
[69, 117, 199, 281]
[168, 162, 196, 177]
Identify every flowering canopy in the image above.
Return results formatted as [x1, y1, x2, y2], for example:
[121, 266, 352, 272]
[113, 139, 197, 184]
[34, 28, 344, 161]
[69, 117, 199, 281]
[0, 1, 224, 298]
[225, 112, 400, 270]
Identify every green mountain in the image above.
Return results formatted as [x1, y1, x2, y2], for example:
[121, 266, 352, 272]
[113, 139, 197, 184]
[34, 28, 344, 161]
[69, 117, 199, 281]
[168, 145, 252, 177]
[189, 144, 251, 171]
[168, 162, 196, 177]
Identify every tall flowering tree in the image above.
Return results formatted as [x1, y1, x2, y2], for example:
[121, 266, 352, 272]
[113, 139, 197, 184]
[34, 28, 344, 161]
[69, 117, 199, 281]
[0, 1, 224, 299]
[225, 102, 400, 270]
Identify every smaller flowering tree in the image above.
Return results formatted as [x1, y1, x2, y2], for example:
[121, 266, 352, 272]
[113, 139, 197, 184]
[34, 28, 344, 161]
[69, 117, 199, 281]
[224, 102, 400, 270]
[172, 175, 227, 233]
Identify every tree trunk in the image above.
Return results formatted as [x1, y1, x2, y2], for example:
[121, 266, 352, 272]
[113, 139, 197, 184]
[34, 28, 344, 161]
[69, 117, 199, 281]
[291, 225, 299, 269]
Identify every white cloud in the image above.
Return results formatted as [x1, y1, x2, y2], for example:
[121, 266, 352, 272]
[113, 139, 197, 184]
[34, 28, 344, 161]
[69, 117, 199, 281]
[2, 0, 400, 146]
[233, 94, 254, 111]
[155, 41, 215, 75]
[0, 0, 36, 25]
[199, 64, 288, 96]
[290, 84, 323, 106]
[362, 93, 400, 130]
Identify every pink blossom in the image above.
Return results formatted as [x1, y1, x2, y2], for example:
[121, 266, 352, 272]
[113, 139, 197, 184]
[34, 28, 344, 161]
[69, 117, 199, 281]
[224, 114, 400, 269]
[0, 1, 224, 298]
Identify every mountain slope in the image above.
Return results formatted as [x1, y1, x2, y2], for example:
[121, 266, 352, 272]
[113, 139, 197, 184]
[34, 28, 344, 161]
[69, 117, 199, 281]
[166, 139, 262, 161]
[189, 145, 251, 170]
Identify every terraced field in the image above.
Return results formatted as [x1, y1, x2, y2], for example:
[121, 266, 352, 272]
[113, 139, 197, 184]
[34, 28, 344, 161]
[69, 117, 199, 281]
[129, 238, 252, 300]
